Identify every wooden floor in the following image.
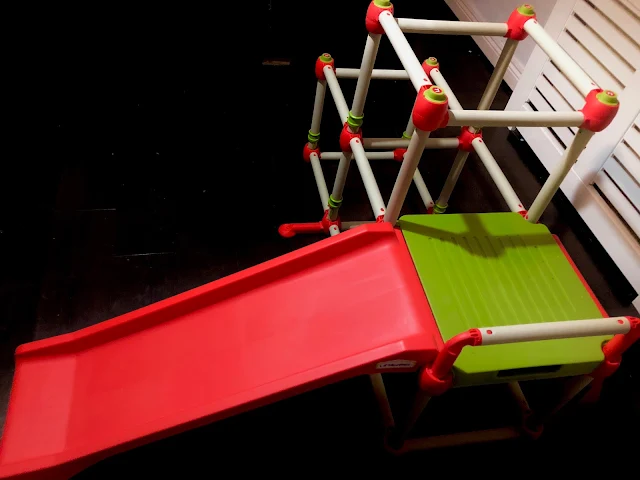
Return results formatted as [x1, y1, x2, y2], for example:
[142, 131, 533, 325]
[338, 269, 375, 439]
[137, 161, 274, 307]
[1, 2, 637, 477]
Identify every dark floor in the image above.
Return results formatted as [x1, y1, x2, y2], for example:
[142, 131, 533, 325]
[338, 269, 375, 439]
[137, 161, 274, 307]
[2, 1, 638, 477]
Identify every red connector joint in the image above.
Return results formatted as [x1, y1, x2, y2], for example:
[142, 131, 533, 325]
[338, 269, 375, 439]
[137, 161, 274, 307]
[580, 89, 620, 132]
[505, 4, 536, 41]
[278, 211, 342, 238]
[412, 85, 449, 132]
[422, 57, 439, 82]
[366, 0, 394, 34]
[315, 53, 335, 81]
[457, 126, 482, 151]
[321, 210, 342, 233]
[303, 143, 321, 163]
[393, 148, 406, 162]
[419, 329, 482, 396]
[339, 122, 363, 153]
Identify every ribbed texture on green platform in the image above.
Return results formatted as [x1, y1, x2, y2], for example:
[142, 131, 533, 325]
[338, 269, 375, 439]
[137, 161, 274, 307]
[399, 213, 608, 386]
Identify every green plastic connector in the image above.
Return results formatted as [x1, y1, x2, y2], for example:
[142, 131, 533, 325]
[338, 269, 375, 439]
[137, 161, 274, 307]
[517, 4, 535, 16]
[423, 57, 438, 66]
[374, 0, 392, 7]
[402, 131, 412, 140]
[433, 203, 447, 214]
[596, 90, 618, 106]
[308, 130, 321, 143]
[319, 53, 333, 63]
[328, 195, 343, 209]
[423, 85, 448, 104]
[347, 111, 364, 130]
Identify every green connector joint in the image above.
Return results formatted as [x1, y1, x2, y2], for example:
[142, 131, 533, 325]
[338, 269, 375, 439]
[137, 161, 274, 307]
[328, 195, 343, 209]
[402, 131, 412, 140]
[517, 4, 535, 16]
[374, 0, 392, 7]
[347, 111, 364, 130]
[433, 203, 447, 214]
[308, 130, 321, 143]
[424, 85, 447, 104]
[596, 90, 618, 106]
[319, 53, 333, 63]
[423, 56, 438, 66]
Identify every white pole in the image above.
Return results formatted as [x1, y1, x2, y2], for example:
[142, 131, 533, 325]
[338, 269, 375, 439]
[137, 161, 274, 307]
[321, 151, 395, 160]
[336, 68, 409, 80]
[429, 69, 463, 110]
[447, 110, 584, 128]
[477, 39, 519, 111]
[309, 80, 327, 144]
[329, 225, 341, 236]
[370, 374, 395, 428]
[524, 19, 597, 96]
[309, 152, 329, 211]
[324, 65, 349, 123]
[399, 391, 432, 440]
[436, 150, 470, 211]
[379, 11, 431, 92]
[472, 137, 524, 213]
[507, 382, 532, 417]
[363, 137, 459, 149]
[351, 138, 387, 219]
[399, 427, 520, 452]
[385, 129, 431, 225]
[479, 317, 630, 346]
[404, 116, 416, 139]
[341, 220, 375, 229]
[527, 128, 594, 223]
[413, 170, 434, 211]
[548, 375, 593, 416]
[397, 18, 508, 36]
[351, 33, 381, 118]
[328, 153, 353, 221]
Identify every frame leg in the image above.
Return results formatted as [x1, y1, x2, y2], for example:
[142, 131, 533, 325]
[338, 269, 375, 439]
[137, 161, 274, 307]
[369, 373, 395, 429]
[435, 150, 470, 213]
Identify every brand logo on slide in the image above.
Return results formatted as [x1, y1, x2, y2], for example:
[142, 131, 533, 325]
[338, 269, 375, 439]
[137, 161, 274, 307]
[376, 360, 417, 369]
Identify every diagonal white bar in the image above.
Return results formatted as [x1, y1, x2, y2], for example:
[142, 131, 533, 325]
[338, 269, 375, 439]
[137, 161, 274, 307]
[379, 11, 431, 91]
[324, 65, 349, 123]
[309, 152, 329, 211]
[321, 151, 394, 160]
[351, 33, 381, 117]
[397, 18, 508, 36]
[447, 110, 584, 128]
[351, 138, 387, 219]
[429, 69, 463, 110]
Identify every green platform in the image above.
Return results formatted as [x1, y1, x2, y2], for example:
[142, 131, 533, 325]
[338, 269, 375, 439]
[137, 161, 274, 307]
[399, 213, 608, 386]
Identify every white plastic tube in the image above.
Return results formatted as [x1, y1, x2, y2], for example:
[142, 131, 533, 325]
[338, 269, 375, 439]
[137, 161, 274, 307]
[479, 317, 630, 346]
[321, 151, 395, 160]
[336, 68, 409, 80]
[324, 65, 349, 123]
[351, 138, 386, 219]
[524, 18, 598, 96]
[329, 152, 354, 220]
[378, 11, 431, 91]
[369, 374, 395, 428]
[527, 128, 594, 223]
[309, 80, 326, 139]
[447, 110, 584, 128]
[429, 69, 463, 110]
[477, 39, 519, 111]
[351, 33, 381, 117]
[397, 18, 508, 36]
[309, 152, 329, 211]
[472, 137, 524, 213]
[399, 428, 520, 452]
[413, 170, 434, 211]
[385, 129, 431, 225]
[436, 150, 470, 209]
[363, 137, 459, 149]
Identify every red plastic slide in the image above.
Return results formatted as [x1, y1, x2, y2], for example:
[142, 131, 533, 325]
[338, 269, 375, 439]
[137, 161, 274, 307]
[0, 224, 441, 479]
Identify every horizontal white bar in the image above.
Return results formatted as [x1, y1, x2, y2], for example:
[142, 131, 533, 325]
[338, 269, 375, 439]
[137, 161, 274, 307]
[362, 137, 459, 149]
[379, 11, 430, 91]
[399, 427, 520, 452]
[321, 151, 394, 160]
[447, 110, 584, 128]
[335, 68, 409, 80]
[480, 317, 630, 346]
[524, 18, 598, 96]
[323, 65, 349, 123]
[397, 18, 508, 36]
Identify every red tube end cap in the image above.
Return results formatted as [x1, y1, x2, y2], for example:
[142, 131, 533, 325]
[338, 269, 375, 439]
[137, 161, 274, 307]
[505, 4, 536, 40]
[393, 148, 406, 162]
[366, 0, 394, 34]
[580, 89, 620, 132]
[412, 85, 449, 132]
[458, 126, 481, 151]
[315, 53, 335, 81]
[339, 122, 363, 153]
[303, 143, 321, 162]
[422, 57, 439, 81]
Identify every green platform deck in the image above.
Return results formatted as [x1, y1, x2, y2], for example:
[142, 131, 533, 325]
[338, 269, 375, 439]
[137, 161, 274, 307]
[399, 213, 608, 386]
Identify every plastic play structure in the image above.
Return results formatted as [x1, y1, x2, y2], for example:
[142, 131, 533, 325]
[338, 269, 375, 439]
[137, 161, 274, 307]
[1, 2, 638, 479]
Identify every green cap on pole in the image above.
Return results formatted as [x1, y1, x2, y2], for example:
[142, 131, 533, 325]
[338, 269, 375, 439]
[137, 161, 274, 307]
[424, 86, 447, 104]
[596, 90, 618, 106]
[374, 0, 392, 7]
[319, 53, 333, 63]
[517, 4, 535, 16]
[423, 57, 438, 66]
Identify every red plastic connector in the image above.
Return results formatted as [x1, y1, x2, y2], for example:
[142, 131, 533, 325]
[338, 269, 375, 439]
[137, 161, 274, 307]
[339, 122, 363, 153]
[580, 89, 620, 132]
[422, 57, 439, 82]
[419, 329, 482, 395]
[366, 0, 394, 34]
[303, 143, 321, 163]
[457, 126, 482, 151]
[278, 211, 342, 238]
[518, 209, 528, 219]
[505, 4, 536, 41]
[412, 85, 449, 132]
[315, 53, 335, 81]
[393, 148, 406, 162]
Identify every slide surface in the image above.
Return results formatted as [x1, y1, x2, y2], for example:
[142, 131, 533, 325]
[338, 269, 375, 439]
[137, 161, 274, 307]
[0, 223, 441, 479]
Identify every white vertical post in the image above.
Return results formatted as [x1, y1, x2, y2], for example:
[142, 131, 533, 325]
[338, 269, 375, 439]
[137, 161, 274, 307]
[436, 150, 470, 212]
[351, 33, 381, 119]
[385, 129, 431, 224]
[370, 373, 395, 428]
[527, 128, 595, 223]
[309, 80, 326, 147]
[351, 138, 387, 219]
[329, 153, 353, 221]
[477, 39, 518, 111]
[309, 152, 329, 211]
